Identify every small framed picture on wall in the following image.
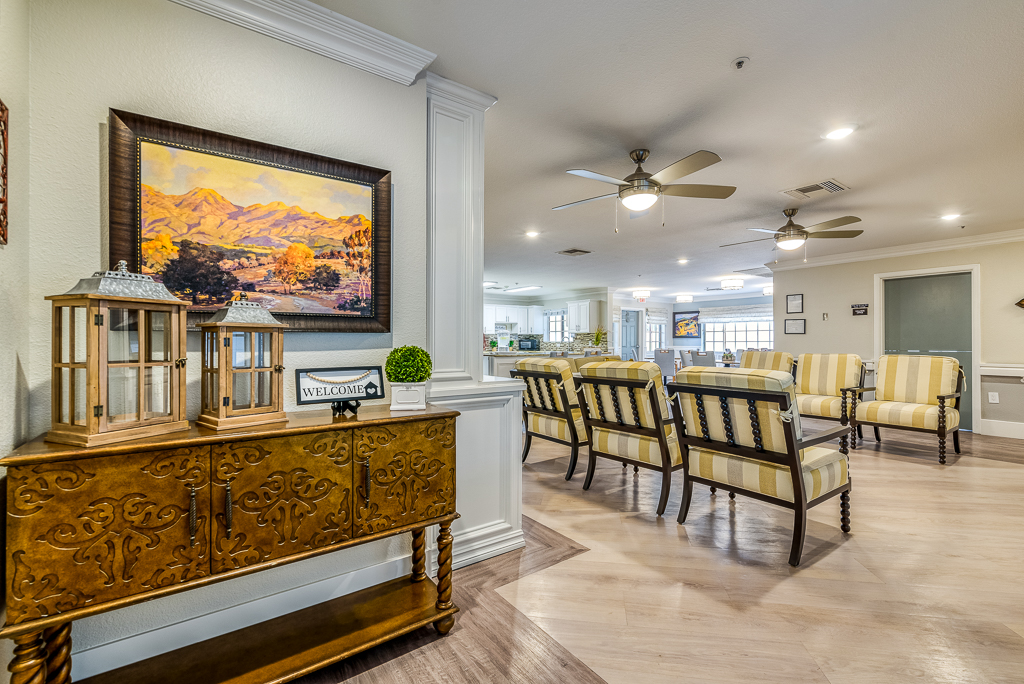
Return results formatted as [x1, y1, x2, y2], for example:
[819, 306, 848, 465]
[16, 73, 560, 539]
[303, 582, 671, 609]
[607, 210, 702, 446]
[786, 294, 804, 314]
[784, 318, 806, 334]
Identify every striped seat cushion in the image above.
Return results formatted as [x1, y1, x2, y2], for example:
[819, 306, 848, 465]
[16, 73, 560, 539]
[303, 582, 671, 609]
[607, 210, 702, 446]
[797, 394, 845, 419]
[855, 400, 960, 430]
[688, 445, 848, 503]
[740, 351, 794, 372]
[527, 408, 587, 442]
[591, 425, 683, 466]
[796, 353, 862, 397]
[875, 355, 959, 406]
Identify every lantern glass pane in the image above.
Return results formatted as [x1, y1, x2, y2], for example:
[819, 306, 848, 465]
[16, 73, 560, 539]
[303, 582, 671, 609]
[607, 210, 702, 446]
[73, 368, 87, 426]
[233, 372, 251, 410]
[73, 307, 88, 364]
[204, 371, 219, 411]
[255, 371, 272, 407]
[255, 333, 272, 369]
[204, 332, 219, 368]
[59, 307, 70, 363]
[232, 332, 251, 369]
[108, 366, 139, 423]
[108, 308, 140, 363]
[148, 311, 171, 362]
[144, 366, 172, 419]
[59, 367, 69, 424]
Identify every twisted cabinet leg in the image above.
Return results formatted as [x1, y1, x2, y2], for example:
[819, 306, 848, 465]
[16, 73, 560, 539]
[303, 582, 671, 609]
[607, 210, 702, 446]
[411, 528, 427, 583]
[9, 630, 46, 684]
[840, 491, 851, 533]
[43, 624, 71, 684]
[433, 521, 455, 635]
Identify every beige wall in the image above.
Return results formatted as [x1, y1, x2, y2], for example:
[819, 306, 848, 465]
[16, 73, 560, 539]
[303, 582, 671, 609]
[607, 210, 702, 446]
[4, 0, 428, 677]
[772, 240, 1024, 364]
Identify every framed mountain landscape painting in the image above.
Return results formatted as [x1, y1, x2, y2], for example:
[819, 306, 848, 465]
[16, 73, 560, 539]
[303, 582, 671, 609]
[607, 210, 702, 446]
[108, 109, 391, 332]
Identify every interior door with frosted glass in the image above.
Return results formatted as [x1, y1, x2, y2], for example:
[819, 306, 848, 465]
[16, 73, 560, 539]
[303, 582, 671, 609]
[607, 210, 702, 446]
[883, 272, 972, 430]
[621, 310, 639, 360]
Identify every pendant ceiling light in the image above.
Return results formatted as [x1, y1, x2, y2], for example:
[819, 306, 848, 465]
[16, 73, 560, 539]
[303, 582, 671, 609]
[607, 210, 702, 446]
[676, 295, 693, 303]
[632, 289, 651, 303]
[721, 279, 744, 290]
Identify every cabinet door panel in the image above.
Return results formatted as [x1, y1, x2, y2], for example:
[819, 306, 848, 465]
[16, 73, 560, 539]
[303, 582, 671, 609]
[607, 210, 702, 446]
[5, 448, 210, 625]
[211, 432, 352, 573]
[353, 418, 456, 536]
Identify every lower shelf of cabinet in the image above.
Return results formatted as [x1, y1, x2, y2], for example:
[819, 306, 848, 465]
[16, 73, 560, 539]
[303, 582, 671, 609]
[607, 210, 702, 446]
[78, 575, 458, 684]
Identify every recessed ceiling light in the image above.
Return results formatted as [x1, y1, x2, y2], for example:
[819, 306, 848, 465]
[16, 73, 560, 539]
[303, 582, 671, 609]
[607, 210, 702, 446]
[483, 281, 497, 287]
[823, 126, 856, 140]
[505, 285, 541, 293]
[941, 214, 961, 220]
[525, 231, 539, 237]
[677, 259, 689, 265]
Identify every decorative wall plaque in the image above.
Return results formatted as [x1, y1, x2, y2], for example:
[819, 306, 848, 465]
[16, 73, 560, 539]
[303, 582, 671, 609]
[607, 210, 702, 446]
[295, 366, 385, 415]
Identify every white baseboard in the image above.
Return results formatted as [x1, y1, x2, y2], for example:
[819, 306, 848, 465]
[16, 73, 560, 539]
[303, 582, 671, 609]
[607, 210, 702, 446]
[453, 521, 525, 569]
[71, 555, 411, 681]
[975, 418, 1024, 440]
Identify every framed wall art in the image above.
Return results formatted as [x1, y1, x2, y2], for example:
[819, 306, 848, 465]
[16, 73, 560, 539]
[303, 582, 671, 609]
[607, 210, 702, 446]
[108, 109, 392, 333]
[784, 318, 806, 334]
[786, 294, 803, 314]
[673, 311, 700, 338]
[0, 97, 8, 245]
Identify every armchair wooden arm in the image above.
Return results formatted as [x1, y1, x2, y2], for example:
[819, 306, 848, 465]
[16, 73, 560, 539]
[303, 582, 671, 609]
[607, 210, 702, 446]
[937, 392, 961, 400]
[796, 424, 851, 450]
[841, 385, 874, 395]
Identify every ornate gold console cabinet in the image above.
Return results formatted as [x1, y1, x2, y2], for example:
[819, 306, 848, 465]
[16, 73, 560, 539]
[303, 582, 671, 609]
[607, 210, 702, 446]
[1, 405, 460, 684]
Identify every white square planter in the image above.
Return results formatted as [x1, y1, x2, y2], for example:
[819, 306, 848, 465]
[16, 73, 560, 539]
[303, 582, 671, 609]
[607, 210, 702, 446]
[390, 381, 427, 411]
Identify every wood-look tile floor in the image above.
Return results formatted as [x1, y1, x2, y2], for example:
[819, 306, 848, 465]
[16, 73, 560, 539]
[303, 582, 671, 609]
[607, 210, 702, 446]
[315, 425, 1024, 683]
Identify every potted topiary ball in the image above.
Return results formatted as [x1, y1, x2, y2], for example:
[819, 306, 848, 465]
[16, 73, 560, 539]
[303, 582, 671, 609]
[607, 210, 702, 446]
[385, 345, 432, 411]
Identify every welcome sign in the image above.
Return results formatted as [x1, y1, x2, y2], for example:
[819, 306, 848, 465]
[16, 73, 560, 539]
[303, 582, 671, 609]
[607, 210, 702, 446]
[294, 366, 385, 405]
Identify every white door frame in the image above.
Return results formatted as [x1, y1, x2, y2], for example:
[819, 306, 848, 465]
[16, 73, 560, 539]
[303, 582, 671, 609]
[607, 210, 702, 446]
[873, 264, 981, 433]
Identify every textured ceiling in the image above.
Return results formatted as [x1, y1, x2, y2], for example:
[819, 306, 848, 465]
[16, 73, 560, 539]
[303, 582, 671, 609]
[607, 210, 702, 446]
[317, 0, 1024, 299]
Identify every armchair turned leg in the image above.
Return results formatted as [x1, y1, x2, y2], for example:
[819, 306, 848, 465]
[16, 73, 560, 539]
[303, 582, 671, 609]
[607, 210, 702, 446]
[938, 398, 947, 465]
[728, 491, 735, 500]
[564, 442, 580, 481]
[678, 476, 693, 524]
[849, 393, 859, 450]
[583, 449, 598, 490]
[840, 491, 851, 533]
[710, 486, 717, 495]
[656, 465, 672, 516]
[953, 430, 961, 454]
[789, 505, 808, 567]
[873, 426, 881, 442]
[857, 425, 863, 440]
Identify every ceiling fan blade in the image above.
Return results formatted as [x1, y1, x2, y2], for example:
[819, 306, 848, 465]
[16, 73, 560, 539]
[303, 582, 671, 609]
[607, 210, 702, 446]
[747, 228, 781, 234]
[661, 184, 736, 199]
[719, 237, 773, 248]
[551, 193, 616, 210]
[649, 150, 722, 185]
[807, 229, 864, 239]
[566, 169, 629, 186]
[805, 216, 861, 233]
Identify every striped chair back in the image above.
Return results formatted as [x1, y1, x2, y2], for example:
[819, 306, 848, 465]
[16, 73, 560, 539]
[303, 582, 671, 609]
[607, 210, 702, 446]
[577, 361, 669, 432]
[739, 350, 795, 373]
[875, 355, 960, 406]
[513, 358, 578, 413]
[795, 354, 863, 397]
[669, 367, 803, 454]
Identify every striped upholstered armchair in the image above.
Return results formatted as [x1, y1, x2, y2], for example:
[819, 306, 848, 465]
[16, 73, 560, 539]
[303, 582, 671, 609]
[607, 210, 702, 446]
[576, 361, 684, 516]
[795, 354, 865, 430]
[668, 367, 852, 566]
[511, 358, 588, 480]
[844, 354, 964, 464]
[740, 350, 795, 374]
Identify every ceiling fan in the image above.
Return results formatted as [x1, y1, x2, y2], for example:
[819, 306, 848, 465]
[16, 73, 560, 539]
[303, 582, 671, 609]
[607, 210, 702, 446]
[552, 149, 736, 213]
[720, 208, 863, 251]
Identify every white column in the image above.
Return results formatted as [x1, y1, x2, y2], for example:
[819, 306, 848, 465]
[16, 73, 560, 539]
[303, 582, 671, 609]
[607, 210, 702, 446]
[425, 72, 525, 568]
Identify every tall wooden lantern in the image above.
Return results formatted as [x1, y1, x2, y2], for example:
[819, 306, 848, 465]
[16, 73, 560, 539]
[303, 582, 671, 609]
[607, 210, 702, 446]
[197, 295, 287, 430]
[46, 260, 189, 447]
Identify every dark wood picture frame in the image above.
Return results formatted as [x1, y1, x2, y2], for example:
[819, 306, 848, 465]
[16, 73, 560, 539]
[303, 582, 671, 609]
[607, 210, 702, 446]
[108, 109, 392, 333]
[0, 97, 8, 245]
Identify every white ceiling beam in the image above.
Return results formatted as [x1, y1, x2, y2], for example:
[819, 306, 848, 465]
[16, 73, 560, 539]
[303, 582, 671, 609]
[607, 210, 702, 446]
[167, 0, 436, 85]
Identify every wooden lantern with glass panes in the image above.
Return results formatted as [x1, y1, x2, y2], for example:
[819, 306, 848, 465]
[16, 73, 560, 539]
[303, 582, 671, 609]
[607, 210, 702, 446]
[45, 260, 189, 447]
[197, 294, 287, 430]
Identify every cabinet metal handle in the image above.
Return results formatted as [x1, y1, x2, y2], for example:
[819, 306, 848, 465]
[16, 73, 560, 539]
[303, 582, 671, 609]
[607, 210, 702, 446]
[225, 478, 233, 538]
[188, 484, 197, 548]
[364, 458, 371, 504]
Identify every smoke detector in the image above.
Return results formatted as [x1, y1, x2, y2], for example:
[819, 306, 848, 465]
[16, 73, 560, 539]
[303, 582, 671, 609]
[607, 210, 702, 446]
[781, 178, 850, 200]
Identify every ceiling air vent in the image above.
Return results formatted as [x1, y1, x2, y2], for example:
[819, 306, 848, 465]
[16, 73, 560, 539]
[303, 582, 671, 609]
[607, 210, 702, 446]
[735, 266, 774, 279]
[557, 248, 592, 256]
[781, 178, 850, 200]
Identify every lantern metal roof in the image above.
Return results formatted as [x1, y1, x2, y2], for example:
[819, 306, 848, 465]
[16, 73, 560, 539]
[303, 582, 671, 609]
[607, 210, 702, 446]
[59, 260, 184, 303]
[200, 294, 286, 328]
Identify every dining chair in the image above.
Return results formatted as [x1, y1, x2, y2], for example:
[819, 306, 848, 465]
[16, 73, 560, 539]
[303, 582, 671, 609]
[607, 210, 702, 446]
[679, 350, 693, 366]
[654, 349, 677, 383]
[691, 351, 717, 367]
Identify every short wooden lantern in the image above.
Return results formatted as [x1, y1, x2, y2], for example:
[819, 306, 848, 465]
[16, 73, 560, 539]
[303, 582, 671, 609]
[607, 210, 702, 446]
[197, 295, 287, 430]
[46, 261, 189, 447]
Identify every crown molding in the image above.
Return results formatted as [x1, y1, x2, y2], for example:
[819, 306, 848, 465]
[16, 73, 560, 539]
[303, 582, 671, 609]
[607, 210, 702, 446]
[168, 0, 436, 85]
[768, 228, 1024, 272]
[426, 72, 497, 111]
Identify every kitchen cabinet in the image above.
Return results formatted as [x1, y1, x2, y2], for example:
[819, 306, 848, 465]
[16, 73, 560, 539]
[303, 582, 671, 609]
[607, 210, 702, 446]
[483, 305, 497, 333]
[567, 300, 600, 333]
[527, 306, 544, 334]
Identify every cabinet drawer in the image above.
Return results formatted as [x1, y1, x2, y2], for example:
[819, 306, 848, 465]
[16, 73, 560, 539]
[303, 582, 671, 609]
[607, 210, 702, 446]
[6, 448, 210, 625]
[212, 432, 352, 573]
[354, 417, 456, 536]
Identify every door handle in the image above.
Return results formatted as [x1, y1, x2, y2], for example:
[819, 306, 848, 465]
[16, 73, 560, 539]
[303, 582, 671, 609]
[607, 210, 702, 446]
[188, 484, 197, 548]
[225, 477, 233, 538]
